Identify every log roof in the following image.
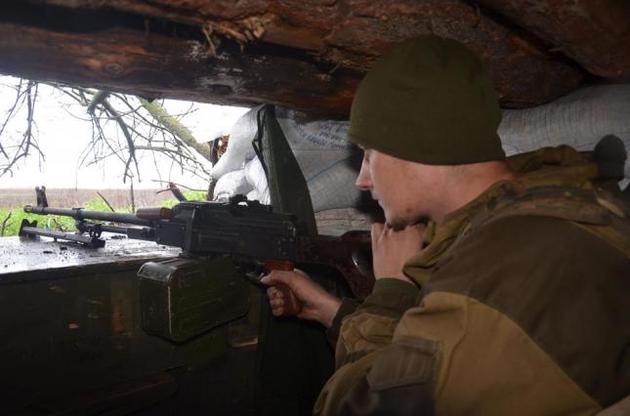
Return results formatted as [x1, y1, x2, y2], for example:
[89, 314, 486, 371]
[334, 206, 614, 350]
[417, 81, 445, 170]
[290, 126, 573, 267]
[1, 0, 629, 117]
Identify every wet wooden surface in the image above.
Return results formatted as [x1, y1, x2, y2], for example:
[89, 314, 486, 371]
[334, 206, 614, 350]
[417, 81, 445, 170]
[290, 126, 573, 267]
[0, 235, 179, 282]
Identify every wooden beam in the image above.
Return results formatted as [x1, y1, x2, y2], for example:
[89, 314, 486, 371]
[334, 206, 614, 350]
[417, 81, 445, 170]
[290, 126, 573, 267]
[0, 22, 359, 117]
[1, 0, 589, 115]
[311, 0, 586, 107]
[476, 0, 630, 79]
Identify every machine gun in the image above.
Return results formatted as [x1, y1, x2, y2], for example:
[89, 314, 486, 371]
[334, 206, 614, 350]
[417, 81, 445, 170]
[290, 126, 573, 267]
[20, 193, 374, 342]
[20, 195, 373, 294]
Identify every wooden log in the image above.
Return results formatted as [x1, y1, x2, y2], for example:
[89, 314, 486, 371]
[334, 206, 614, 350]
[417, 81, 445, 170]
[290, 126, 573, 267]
[0, 22, 359, 117]
[316, 0, 586, 107]
[476, 0, 630, 79]
[34, 0, 588, 105]
[1, 0, 588, 115]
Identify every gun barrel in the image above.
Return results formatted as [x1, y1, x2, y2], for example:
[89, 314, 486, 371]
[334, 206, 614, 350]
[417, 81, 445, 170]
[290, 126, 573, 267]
[24, 205, 154, 227]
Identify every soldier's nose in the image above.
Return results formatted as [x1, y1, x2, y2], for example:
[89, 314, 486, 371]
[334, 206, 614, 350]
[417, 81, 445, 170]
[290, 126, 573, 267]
[355, 174, 372, 191]
[355, 161, 372, 191]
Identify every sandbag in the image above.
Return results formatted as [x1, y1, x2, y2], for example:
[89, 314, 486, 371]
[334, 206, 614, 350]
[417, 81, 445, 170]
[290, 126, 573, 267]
[275, 107, 362, 211]
[209, 106, 260, 180]
[244, 157, 270, 205]
[211, 84, 630, 210]
[499, 85, 630, 178]
[209, 106, 362, 212]
[213, 169, 253, 202]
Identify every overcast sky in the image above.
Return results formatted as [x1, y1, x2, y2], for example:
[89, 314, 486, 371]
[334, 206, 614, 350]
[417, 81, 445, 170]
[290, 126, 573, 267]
[0, 75, 249, 190]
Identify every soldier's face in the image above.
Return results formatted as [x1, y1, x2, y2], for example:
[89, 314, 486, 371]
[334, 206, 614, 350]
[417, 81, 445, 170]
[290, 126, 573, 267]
[355, 149, 440, 229]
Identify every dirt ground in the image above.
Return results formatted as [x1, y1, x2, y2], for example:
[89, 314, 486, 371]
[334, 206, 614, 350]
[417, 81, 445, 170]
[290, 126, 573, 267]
[0, 188, 173, 209]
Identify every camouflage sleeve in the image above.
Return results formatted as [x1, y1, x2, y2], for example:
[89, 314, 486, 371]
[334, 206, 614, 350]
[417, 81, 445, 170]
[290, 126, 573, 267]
[326, 298, 359, 347]
[314, 284, 435, 416]
[334, 279, 419, 367]
[326, 279, 419, 348]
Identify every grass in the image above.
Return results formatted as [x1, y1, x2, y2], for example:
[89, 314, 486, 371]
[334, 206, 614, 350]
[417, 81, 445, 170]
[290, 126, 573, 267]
[0, 191, 207, 237]
[0, 209, 77, 237]
[159, 190, 207, 208]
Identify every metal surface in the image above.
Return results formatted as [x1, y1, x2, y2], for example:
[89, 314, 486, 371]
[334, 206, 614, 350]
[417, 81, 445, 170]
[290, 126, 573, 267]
[138, 256, 250, 343]
[19, 220, 106, 248]
[25, 204, 155, 226]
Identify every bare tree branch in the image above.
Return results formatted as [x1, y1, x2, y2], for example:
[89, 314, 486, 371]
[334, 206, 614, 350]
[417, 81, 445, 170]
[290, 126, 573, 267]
[151, 179, 207, 193]
[101, 96, 140, 183]
[167, 182, 188, 201]
[0, 212, 12, 237]
[97, 191, 116, 212]
[129, 180, 136, 213]
[1, 79, 214, 190]
[0, 79, 24, 159]
[1, 81, 44, 177]
[87, 90, 109, 114]
[139, 98, 211, 160]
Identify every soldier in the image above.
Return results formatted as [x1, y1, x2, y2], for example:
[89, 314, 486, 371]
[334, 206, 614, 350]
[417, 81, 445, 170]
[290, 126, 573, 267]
[262, 36, 630, 415]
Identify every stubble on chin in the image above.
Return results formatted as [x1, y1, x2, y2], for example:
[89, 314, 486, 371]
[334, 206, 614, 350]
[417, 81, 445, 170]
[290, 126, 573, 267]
[382, 203, 404, 230]
[385, 218, 407, 231]
[385, 212, 429, 231]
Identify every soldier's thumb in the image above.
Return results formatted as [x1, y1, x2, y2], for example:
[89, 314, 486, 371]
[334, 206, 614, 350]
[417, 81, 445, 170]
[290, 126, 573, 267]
[260, 271, 292, 287]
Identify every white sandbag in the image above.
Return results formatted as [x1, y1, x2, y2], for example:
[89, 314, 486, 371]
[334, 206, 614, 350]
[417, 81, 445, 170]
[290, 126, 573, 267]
[306, 158, 362, 212]
[275, 107, 362, 211]
[275, 107, 354, 178]
[213, 84, 630, 210]
[212, 169, 253, 202]
[244, 157, 270, 204]
[209, 106, 260, 180]
[209, 106, 362, 211]
[499, 85, 630, 177]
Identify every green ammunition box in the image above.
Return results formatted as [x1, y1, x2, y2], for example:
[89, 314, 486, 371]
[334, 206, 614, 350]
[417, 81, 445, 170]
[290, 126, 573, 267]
[138, 256, 250, 343]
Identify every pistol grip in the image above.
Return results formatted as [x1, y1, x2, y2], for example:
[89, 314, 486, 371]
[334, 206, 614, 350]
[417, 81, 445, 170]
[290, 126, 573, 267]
[264, 260, 294, 271]
[264, 260, 301, 317]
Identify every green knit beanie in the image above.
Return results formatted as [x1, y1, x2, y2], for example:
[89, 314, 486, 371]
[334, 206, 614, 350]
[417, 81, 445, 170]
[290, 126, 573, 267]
[348, 35, 505, 165]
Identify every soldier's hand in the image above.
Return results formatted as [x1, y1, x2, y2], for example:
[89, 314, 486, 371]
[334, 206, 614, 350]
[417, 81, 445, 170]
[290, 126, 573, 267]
[261, 269, 342, 328]
[371, 222, 425, 282]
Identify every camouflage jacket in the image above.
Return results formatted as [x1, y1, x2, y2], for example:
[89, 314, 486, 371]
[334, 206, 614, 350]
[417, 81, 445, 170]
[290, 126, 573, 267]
[315, 147, 630, 415]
